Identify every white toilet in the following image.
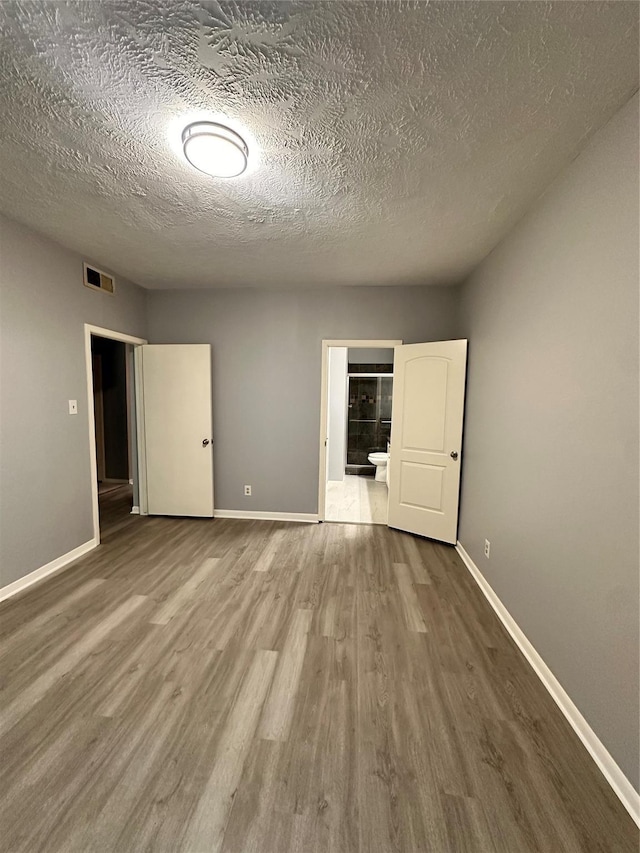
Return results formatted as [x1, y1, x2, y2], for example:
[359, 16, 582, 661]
[368, 452, 389, 483]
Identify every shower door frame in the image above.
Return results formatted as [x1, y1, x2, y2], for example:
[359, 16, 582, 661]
[345, 370, 394, 471]
[318, 339, 402, 523]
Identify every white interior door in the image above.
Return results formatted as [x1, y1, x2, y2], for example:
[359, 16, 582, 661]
[141, 344, 214, 517]
[387, 340, 467, 544]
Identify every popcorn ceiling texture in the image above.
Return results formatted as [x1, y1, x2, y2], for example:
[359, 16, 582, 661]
[0, 1, 637, 290]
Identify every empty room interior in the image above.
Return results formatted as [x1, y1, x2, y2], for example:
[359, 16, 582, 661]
[0, 2, 638, 851]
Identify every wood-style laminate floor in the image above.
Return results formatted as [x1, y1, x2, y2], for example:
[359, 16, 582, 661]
[0, 489, 637, 852]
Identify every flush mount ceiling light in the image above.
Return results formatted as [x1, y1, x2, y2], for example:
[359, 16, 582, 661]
[182, 121, 249, 178]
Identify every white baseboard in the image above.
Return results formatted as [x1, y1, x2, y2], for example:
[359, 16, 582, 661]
[130, 506, 140, 515]
[0, 539, 98, 603]
[214, 509, 318, 524]
[455, 541, 640, 828]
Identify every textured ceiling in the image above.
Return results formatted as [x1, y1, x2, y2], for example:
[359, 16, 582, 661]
[0, 1, 638, 290]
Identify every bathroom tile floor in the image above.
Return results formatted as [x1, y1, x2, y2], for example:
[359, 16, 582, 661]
[325, 474, 388, 524]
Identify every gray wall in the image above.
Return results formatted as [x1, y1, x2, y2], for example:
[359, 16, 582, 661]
[457, 93, 639, 790]
[347, 347, 394, 365]
[0, 214, 147, 587]
[146, 285, 458, 514]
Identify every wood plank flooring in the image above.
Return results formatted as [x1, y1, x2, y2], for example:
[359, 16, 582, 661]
[0, 489, 637, 852]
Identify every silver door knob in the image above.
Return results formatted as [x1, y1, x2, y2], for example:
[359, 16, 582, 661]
[450, 450, 459, 460]
[202, 439, 210, 447]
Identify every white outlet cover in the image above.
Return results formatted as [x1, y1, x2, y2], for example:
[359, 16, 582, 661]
[68, 400, 78, 414]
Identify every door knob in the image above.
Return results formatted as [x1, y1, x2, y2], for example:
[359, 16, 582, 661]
[202, 439, 210, 447]
[450, 450, 458, 460]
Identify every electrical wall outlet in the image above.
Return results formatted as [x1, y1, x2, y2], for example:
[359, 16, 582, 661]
[484, 539, 490, 559]
[244, 485, 252, 496]
[68, 400, 78, 415]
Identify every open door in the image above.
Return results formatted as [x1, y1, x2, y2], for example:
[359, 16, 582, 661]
[387, 340, 467, 544]
[140, 344, 214, 517]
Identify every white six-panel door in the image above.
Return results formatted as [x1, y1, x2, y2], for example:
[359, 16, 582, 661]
[387, 340, 467, 544]
[140, 344, 214, 517]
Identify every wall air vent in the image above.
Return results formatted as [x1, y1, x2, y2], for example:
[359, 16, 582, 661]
[83, 262, 115, 295]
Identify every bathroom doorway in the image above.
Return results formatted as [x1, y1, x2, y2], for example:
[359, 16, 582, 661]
[319, 340, 401, 524]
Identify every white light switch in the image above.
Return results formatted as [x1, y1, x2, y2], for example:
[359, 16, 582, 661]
[68, 400, 78, 415]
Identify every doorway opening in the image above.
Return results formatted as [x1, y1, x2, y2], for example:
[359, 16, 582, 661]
[319, 339, 402, 525]
[84, 324, 147, 543]
[320, 338, 467, 541]
[92, 336, 134, 534]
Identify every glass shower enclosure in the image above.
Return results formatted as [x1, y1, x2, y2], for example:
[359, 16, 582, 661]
[346, 372, 393, 471]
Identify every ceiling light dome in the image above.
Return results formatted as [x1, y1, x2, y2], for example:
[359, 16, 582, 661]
[182, 121, 249, 178]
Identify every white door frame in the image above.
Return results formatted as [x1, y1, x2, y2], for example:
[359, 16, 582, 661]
[84, 324, 147, 544]
[318, 339, 402, 522]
